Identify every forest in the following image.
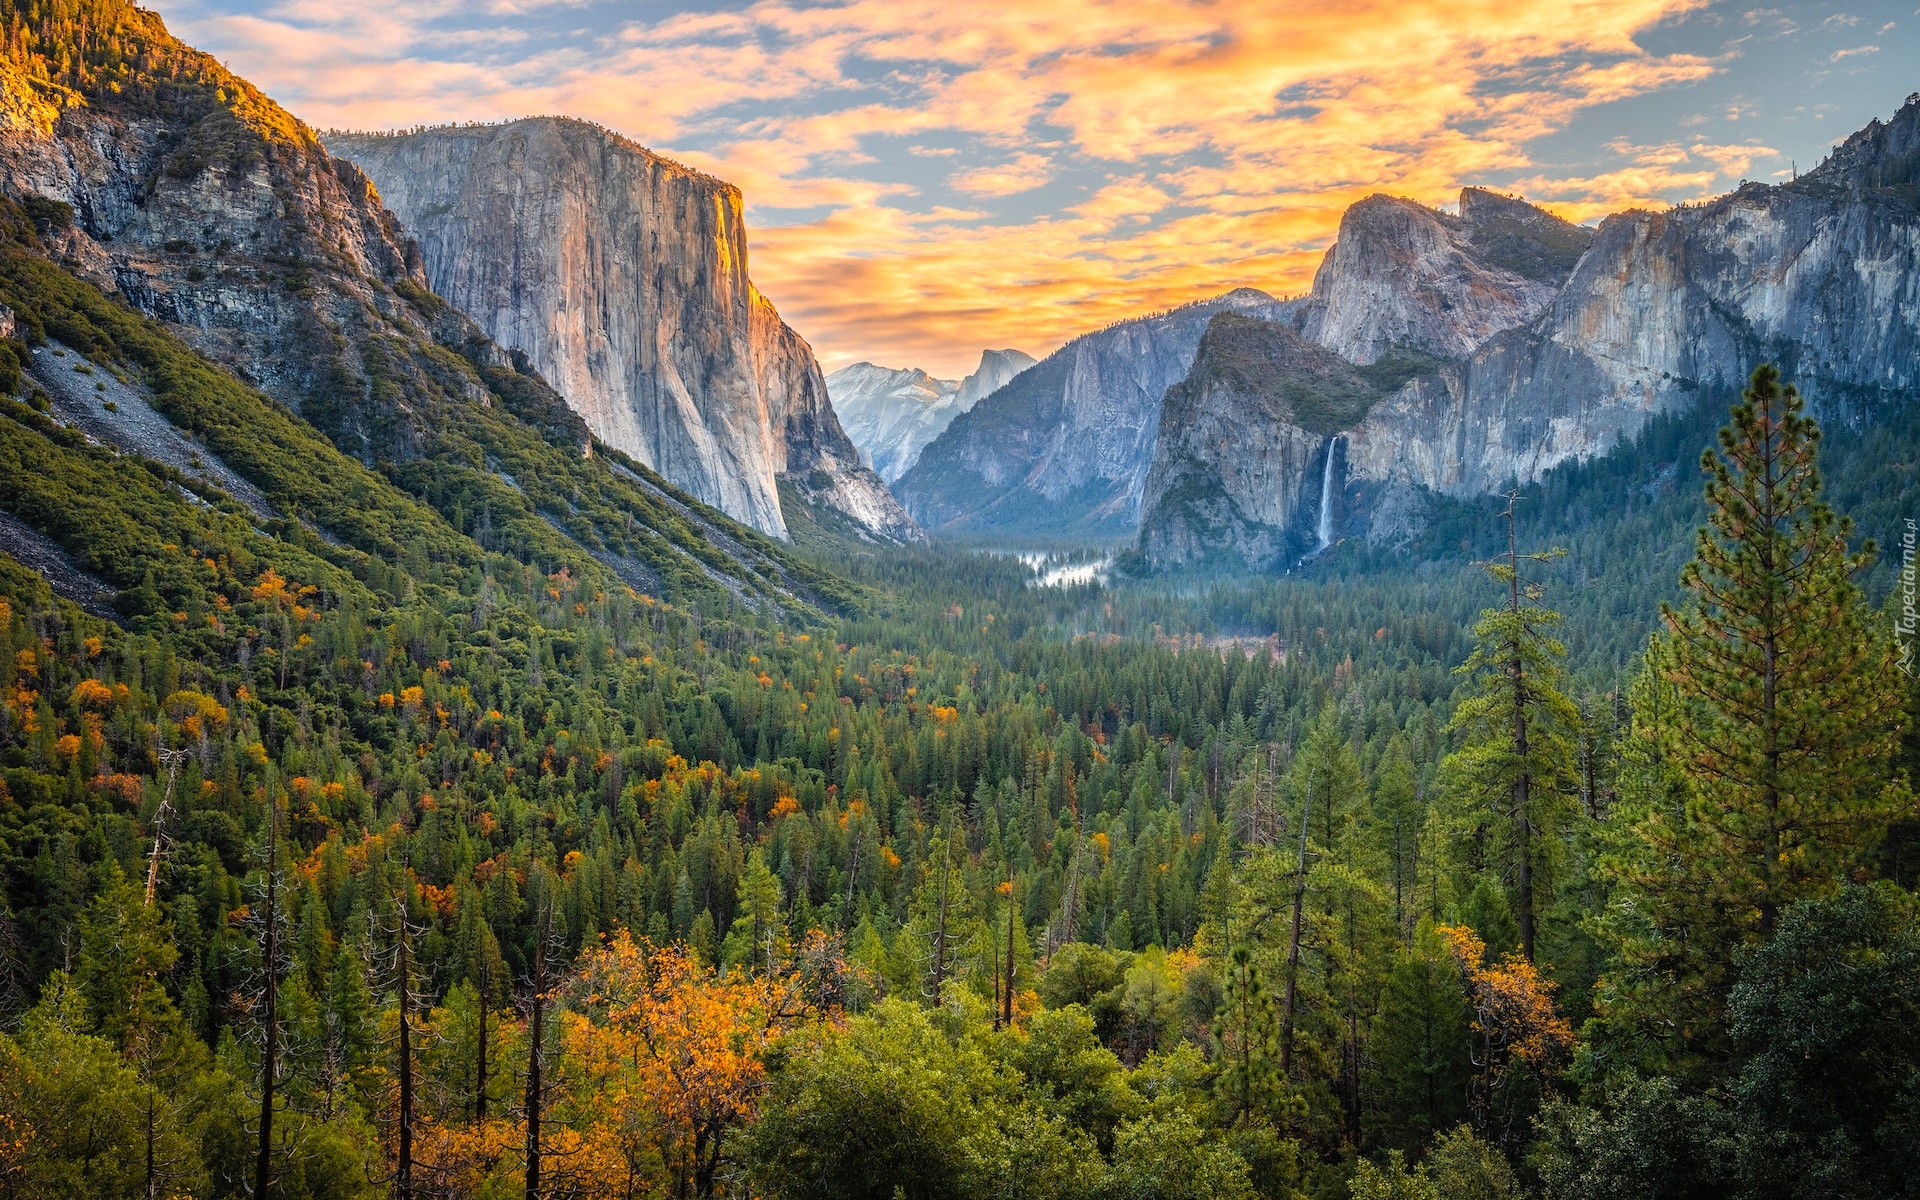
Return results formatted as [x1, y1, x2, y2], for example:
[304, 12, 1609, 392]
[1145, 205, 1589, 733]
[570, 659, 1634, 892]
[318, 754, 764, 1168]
[4, 246, 1918, 1197]
[0, 4, 1916, 1194]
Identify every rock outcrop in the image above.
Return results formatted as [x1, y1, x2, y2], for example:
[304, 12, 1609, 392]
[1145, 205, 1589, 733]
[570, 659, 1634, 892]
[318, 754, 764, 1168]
[1140, 98, 1920, 568]
[1296, 188, 1590, 363]
[1139, 314, 1409, 567]
[0, 2, 858, 614]
[828, 348, 1036, 482]
[896, 288, 1298, 535]
[328, 119, 920, 544]
[0, 19, 429, 432]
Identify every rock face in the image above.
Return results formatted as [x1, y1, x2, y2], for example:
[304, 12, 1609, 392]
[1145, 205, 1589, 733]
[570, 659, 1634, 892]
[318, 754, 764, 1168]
[828, 348, 1036, 482]
[1140, 314, 1402, 567]
[0, 21, 428, 432]
[0, 2, 859, 614]
[328, 119, 920, 544]
[1140, 98, 1920, 568]
[896, 288, 1298, 535]
[1297, 188, 1590, 363]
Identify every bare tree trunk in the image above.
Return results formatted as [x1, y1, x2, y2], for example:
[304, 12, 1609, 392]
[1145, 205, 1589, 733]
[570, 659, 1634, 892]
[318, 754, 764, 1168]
[525, 916, 547, 1200]
[398, 913, 414, 1200]
[475, 958, 489, 1121]
[255, 794, 279, 1200]
[1002, 870, 1016, 1030]
[930, 830, 950, 1004]
[1279, 770, 1314, 1076]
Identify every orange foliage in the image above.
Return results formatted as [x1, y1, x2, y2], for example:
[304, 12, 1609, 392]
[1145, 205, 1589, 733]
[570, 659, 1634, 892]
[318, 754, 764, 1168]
[90, 773, 145, 805]
[1437, 925, 1573, 1075]
[566, 934, 841, 1197]
[70, 678, 115, 709]
[250, 568, 290, 606]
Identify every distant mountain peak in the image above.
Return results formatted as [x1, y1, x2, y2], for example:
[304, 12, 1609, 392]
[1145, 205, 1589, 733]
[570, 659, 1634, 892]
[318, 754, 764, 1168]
[828, 347, 1036, 483]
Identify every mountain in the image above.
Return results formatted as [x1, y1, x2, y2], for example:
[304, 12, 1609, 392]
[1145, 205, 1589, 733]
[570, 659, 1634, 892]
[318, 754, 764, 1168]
[326, 118, 921, 545]
[894, 288, 1298, 537]
[1138, 314, 1435, 567]
[827, 348, 1035, 482]
[1139, 99, 1920, 569]
[1295, 187, 1592, 363]
[0, 0, 861, 617]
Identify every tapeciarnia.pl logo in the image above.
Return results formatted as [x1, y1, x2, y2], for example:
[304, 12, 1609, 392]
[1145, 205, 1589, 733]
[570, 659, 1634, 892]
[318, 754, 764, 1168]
[1898, 518, 1917, 677]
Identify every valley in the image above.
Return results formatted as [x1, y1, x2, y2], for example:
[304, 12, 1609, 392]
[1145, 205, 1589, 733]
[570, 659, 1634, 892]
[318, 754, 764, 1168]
[0, 4, 1916, 1200]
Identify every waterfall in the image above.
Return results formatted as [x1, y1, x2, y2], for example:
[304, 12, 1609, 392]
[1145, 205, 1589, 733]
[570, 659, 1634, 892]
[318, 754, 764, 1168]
[1316, 435, 1341, 552]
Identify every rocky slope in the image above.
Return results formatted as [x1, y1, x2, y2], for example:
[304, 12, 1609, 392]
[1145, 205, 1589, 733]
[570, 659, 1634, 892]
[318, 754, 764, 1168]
[1138, 315, 1432, 567]
[1140, 99, 1920, 569]
[895, 289, 1297, 536]
[828, 348, 1035, 482]
[0, 0, 862, 616]
[1296, 187, 1591, 363]
[328, 119, 920, 544]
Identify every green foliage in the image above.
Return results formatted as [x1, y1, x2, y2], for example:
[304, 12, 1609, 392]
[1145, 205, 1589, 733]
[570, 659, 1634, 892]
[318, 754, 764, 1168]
[1439, 528, 1579, 962]
[746, 998, 1102, 1200]
[1367, 921, 1471, 1151]
[1530, 1077, 1733, 1200]
[1599, 366, 1913, 1073]
[1351, 1127, 1519, 1200]
[1727, 883, 1920, 1200]
[1108, 1108, 1256, 1200]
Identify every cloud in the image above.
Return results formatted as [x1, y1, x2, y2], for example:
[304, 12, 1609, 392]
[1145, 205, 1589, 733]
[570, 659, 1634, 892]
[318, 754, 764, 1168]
[155, 0, 1750, 375]
[950, 152, 1054, 197]
[1830, 43, 1880, 60]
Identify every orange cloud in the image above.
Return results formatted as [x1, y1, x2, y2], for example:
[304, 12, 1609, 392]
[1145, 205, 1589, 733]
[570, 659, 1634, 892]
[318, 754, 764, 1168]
[159, 0, 1753, 377]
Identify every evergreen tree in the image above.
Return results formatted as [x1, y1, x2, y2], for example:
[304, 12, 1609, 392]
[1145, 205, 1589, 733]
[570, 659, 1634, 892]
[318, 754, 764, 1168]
[1367, 921, 1471, 1152]
[1651, 364, 1907, 935]
[1602, 366, 1912, 1069]
[1440, 499, 1579, 962]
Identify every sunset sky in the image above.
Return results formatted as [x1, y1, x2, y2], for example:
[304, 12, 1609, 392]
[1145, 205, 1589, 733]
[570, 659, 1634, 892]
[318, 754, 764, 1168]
[151, 0, 1919, 377]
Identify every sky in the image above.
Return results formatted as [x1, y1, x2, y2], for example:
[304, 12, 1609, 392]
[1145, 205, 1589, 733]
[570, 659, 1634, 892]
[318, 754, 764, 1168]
[149, 1, 1920, 377]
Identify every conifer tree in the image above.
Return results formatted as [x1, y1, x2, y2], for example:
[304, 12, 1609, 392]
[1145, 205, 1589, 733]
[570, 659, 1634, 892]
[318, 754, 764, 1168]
[1651, 364, 1908, 936]
[1441, 498, 1578, 962]
[1602, 366, 1912, 1069]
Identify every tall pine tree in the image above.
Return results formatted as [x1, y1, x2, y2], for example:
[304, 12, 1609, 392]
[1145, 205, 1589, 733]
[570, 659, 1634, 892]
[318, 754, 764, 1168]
[1441, 498, 1579, 963]
[1601, 365, 1912, 1070]
[1653, 364, 1908, 933]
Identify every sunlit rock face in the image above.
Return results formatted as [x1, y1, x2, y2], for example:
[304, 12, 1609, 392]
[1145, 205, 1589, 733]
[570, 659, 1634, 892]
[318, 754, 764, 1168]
[1140, 98, 1920, 568]
[1298, 188, 1590, 364]
[829, 349, 1036, 482]
[329, 118, 921, 543]
[0, 48, 429, 438]
[895, 288, 1300, 536]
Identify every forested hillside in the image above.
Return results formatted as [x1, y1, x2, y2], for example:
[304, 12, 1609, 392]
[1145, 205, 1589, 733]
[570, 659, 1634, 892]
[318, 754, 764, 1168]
[0, 3, 1917, 1199]
[4, 244, 1917, 1195]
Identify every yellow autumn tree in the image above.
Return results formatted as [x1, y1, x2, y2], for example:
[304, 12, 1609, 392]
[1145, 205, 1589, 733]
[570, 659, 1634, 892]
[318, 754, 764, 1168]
[1437, 925, 1572, 1150]
[566, 933, 842, 1199]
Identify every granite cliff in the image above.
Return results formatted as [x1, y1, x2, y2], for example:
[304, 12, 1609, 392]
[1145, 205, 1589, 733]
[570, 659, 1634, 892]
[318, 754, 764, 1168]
[324, 121, 918, 543]
[327, 120, 919, 544]
[828, 348, 1035, 482]
[1296, 187, 1591, 363]
[1141, 97, 1920, 569]
[0, 0, 860, 614]
[896, 288, 1297, 536]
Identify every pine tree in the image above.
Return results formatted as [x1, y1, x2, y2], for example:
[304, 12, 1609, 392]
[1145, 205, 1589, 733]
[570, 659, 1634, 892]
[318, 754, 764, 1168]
[1601, 366, 1912, 1071]
[1651, 364, 1908, 936]
[1441, 497, 1579, 962]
